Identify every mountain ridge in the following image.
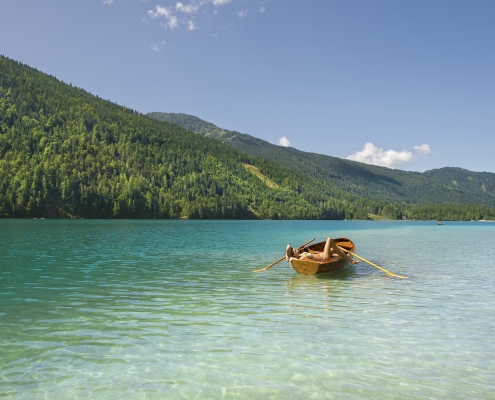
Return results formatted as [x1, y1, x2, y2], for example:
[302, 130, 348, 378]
[147, 112, 495, 207]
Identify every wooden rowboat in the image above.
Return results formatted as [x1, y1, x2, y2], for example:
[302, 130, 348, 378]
[290, 237, 356, 275]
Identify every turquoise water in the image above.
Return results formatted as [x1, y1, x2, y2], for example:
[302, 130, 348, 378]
[1, 220, 494, 399]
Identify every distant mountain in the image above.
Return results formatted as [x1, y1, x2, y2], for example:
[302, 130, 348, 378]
[423, 167, 495, 199]
[147, 112, 495, 207]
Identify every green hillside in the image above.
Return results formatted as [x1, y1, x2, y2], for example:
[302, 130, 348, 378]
[148, 112, 495, 207]
[422, 167, 495, 199]
[0, 55, 395, 220]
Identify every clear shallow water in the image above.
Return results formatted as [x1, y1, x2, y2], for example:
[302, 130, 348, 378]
[0, 219, 494, 399]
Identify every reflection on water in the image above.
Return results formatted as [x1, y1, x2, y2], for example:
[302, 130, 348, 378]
[286, 266, 355, 289]
[1, 220, 494, 398]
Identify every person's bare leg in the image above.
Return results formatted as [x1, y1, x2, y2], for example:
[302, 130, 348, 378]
[320, 237, 355, 262]
[321, 238, 336, 262]
[329, 238, 357, 264]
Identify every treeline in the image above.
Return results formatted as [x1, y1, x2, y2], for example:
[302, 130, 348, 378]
[1, 55, 495, 221]
[371, 203, 495, 221]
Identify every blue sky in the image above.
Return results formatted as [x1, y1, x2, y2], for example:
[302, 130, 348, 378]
[1, 0, 494, 172]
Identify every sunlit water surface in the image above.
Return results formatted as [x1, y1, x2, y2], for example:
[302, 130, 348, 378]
[1, 220, 494, 399]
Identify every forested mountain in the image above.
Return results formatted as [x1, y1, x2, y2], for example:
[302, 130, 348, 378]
[148, 112, 495, 207]
[1, 55, 494, 220]
[0, 55, 394, 220]
[422, 167, 495, 198]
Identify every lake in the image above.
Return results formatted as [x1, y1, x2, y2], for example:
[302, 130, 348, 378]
[1, 219, 494, 399]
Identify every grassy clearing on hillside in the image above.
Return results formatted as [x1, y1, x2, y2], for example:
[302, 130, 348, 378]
[243, 164, 281, 189]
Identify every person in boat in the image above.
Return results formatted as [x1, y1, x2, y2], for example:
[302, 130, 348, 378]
[286, 237, 358, 264]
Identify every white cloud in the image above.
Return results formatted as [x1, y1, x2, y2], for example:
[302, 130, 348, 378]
[150, 40, 166, 52]
[103, 0, 114, 4]
[346, 142, 431, 169]
[145, 0, 263, 41]
[414, 144, 431, 155]
[187, 20, 197, 30]
[148, 6, 179, 29]
[176, 2, 199, 13]
[237, 10, 248, 19]
[167, 15, 178, 29]
[278, 136, 291, 147]
[148, 5, 172, 18]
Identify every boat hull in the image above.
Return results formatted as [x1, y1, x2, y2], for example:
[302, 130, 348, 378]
[290, 237, 355, 275]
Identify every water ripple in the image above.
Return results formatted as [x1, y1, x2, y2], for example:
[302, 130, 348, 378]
[1, 220, 494, 398]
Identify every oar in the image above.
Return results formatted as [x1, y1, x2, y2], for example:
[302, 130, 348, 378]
[253, 238, 315, 272]
[338, 246, 408, 278]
